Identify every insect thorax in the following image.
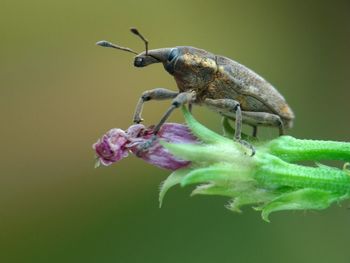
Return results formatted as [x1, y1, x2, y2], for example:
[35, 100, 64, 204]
[172, 49, 217, 93]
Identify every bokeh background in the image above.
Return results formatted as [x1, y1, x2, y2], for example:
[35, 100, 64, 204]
[1, 0, 350, 262]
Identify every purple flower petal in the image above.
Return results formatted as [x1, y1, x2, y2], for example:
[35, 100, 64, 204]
[93, 123, 198, 170]
[93, 129, 129, 166]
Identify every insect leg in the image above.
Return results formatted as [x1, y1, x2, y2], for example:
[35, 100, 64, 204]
[136, 91, 196, 153]
[238, 111, 285, 136]
[133, 88, 178, 123]
[252, 126, 258, 137]
[210, 104, 285, 136]
[204, 98, 255, 156]
[188, 102, 193, 113]
[153, 91, 196, 134]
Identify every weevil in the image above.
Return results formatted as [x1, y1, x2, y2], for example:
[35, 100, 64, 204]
[97, 28, 294, 155]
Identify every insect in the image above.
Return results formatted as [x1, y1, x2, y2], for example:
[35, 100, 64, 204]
[97, 28, 294, 155]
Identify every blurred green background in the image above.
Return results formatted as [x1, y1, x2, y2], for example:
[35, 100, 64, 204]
[1, 0, 350, 262]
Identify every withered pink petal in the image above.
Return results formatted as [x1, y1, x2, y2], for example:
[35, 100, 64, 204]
[93, 128, 129, 166]
[126, 124, 145, 137]
[131, 143, 190, 170]
[127, 123, 195, 170]
[93, 123, 198, 170]
[156, 123, 197, 143]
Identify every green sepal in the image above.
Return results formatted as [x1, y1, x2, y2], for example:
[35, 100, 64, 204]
[181, 165, 237, 187]
[191, 184, 240, 197]
[94, 158, 101, 168]
[161, 140, 251, 164]
[260, 188, 340, 222]
[181, 106, 232, 144]
[159, 168, 191, 208]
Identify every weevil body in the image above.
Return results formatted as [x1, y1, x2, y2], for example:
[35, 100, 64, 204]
[97, 28, 295, 154]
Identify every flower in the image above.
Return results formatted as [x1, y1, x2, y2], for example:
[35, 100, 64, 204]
[93, 123, 198, 170]
[93, 106, 350, 221]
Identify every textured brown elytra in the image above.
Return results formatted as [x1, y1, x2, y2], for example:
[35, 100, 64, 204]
[97, 28, 294, 154]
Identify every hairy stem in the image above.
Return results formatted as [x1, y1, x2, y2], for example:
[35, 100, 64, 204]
[256, 154, 350, 194]
[266, 136, 350, 162]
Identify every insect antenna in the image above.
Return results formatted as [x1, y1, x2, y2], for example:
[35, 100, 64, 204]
[130, 27, 149, 55]
[96, 40, 138, 55]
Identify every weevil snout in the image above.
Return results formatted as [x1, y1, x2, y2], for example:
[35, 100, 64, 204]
[133, 53, 159, 67]
[134, 48, 173, 68]
[134, 56, 145, 67]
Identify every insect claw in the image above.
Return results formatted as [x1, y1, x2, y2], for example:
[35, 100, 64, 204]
[135, 135, 157, 156]
[250, 146, 256, 156]
[236, 139, 255, 156]
[133, 117, 144, 124]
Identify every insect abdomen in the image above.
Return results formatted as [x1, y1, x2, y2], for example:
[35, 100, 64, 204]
[216, 55, 295, 121]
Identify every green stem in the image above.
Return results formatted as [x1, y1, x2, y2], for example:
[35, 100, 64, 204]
[265, 136, 350, 162]
[256, 155, 350, 194]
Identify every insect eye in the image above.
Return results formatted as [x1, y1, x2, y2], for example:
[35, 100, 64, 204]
[167, 48, 178, 62]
